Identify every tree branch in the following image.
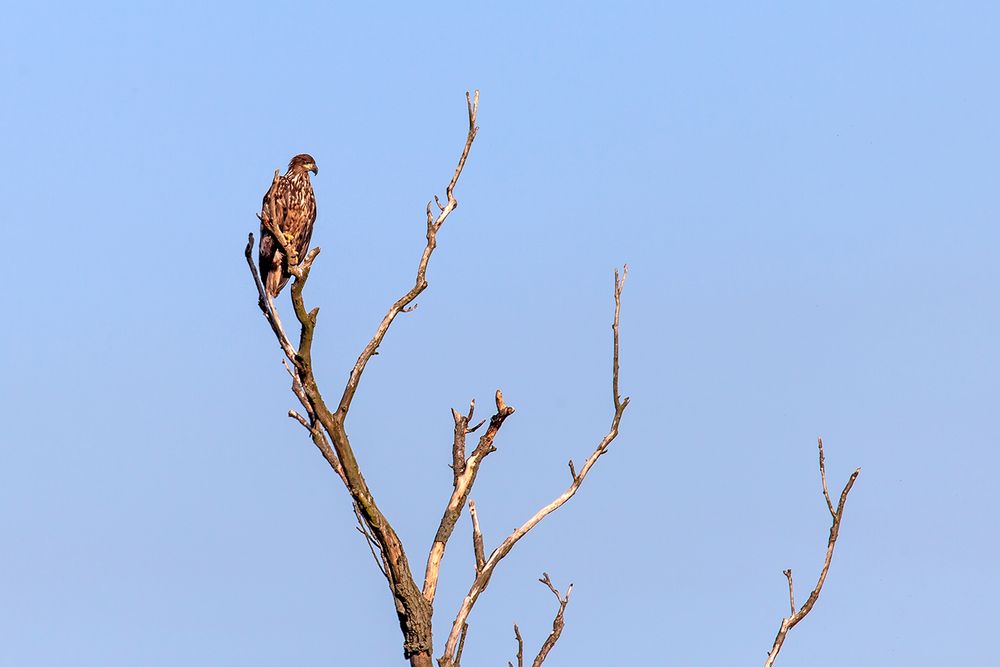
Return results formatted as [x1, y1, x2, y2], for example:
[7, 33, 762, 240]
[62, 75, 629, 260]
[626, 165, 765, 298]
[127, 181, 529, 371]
[509, 624, 523, 667]
[423, 390, 515, 603]
[337, 90, 479, 419]
[783, 569, 795, 616]
[469, 500, 485, 573]
[354, 502, 389, 579]
[818, 436, 836, 519]
[454, 623, 469, 667]
[438, 266, 630, 667]
[763, 439, 860, 667]
[244, 233, 297, 361]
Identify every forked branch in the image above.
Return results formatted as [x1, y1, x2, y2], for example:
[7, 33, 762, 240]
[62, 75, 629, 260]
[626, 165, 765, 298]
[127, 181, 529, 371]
[507, 574, 573, 667]
[424, 390, 515, 603]
[438, 266, 630, 667]
[532, 574, 573, 666]
[763, 438, 860, 667]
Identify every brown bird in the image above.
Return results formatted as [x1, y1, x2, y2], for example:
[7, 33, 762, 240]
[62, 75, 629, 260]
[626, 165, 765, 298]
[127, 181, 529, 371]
[259, 153, 318, 297]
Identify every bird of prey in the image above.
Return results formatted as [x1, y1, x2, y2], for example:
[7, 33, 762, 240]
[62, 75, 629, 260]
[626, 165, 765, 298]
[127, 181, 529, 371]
[258, 153, 318, 297]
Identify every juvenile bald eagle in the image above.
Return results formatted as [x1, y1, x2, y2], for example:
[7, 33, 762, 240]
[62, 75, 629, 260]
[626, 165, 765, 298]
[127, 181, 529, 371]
[259, 153, 318, 297]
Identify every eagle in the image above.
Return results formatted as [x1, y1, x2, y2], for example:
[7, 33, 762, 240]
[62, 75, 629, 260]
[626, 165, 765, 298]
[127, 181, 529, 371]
[259, 153, 319, 297]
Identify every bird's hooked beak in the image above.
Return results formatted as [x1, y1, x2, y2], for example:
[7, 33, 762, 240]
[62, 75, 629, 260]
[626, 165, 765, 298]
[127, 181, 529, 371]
[309, 163, 319, 175]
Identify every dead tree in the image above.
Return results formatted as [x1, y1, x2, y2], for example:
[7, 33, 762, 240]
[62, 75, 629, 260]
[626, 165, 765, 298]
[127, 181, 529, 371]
[244, 91, 859, 666]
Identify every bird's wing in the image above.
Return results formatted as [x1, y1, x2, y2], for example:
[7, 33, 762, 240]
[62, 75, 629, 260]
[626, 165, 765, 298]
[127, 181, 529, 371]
[259, 175, 289, 282]
[292, 191, 317, 263]
[261, 175, 290, 234]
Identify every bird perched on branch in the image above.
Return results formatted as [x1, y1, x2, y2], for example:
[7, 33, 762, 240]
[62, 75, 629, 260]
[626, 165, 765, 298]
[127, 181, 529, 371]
[259, 153, 318, 297]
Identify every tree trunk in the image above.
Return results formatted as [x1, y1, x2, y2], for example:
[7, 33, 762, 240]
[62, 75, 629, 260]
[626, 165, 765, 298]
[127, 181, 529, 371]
[409, 650, 433, 667]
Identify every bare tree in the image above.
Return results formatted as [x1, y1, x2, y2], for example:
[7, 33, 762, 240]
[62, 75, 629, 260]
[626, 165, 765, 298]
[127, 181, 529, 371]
[244, 91, 859, 666]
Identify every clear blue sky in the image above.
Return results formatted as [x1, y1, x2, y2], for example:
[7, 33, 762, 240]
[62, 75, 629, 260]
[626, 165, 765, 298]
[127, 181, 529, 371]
[2, 2, 997, 665]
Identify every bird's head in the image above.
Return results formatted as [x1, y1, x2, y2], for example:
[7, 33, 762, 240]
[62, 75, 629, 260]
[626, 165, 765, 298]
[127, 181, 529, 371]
[288, 153, 319, 175]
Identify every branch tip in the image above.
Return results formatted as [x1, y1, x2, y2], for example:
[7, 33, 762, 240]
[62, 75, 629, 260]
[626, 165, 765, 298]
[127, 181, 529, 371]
[783, 569, 795, 615]
[512, 623, 524, 667]
[455, 622, 469, 666]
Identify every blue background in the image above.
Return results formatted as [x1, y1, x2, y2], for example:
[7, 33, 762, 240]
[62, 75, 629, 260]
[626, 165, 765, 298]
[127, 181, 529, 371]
[2, 2, 997, 665]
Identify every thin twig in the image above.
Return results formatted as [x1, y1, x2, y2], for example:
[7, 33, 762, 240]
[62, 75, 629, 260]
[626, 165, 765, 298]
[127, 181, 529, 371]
[783, 569, 795, 615]
[469, 500, 485, 572]
[612, 265, 627, 412]
[244, 233, 297, 360]
[351, 502, 388, 578]
[538, 573, 559, 599]
[818, 437, 836, 519]
[454, 623, 469, 667]
[288, 409, 311, 431]
[286, 411, 348, 487]
[511, 624, 524, 667]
